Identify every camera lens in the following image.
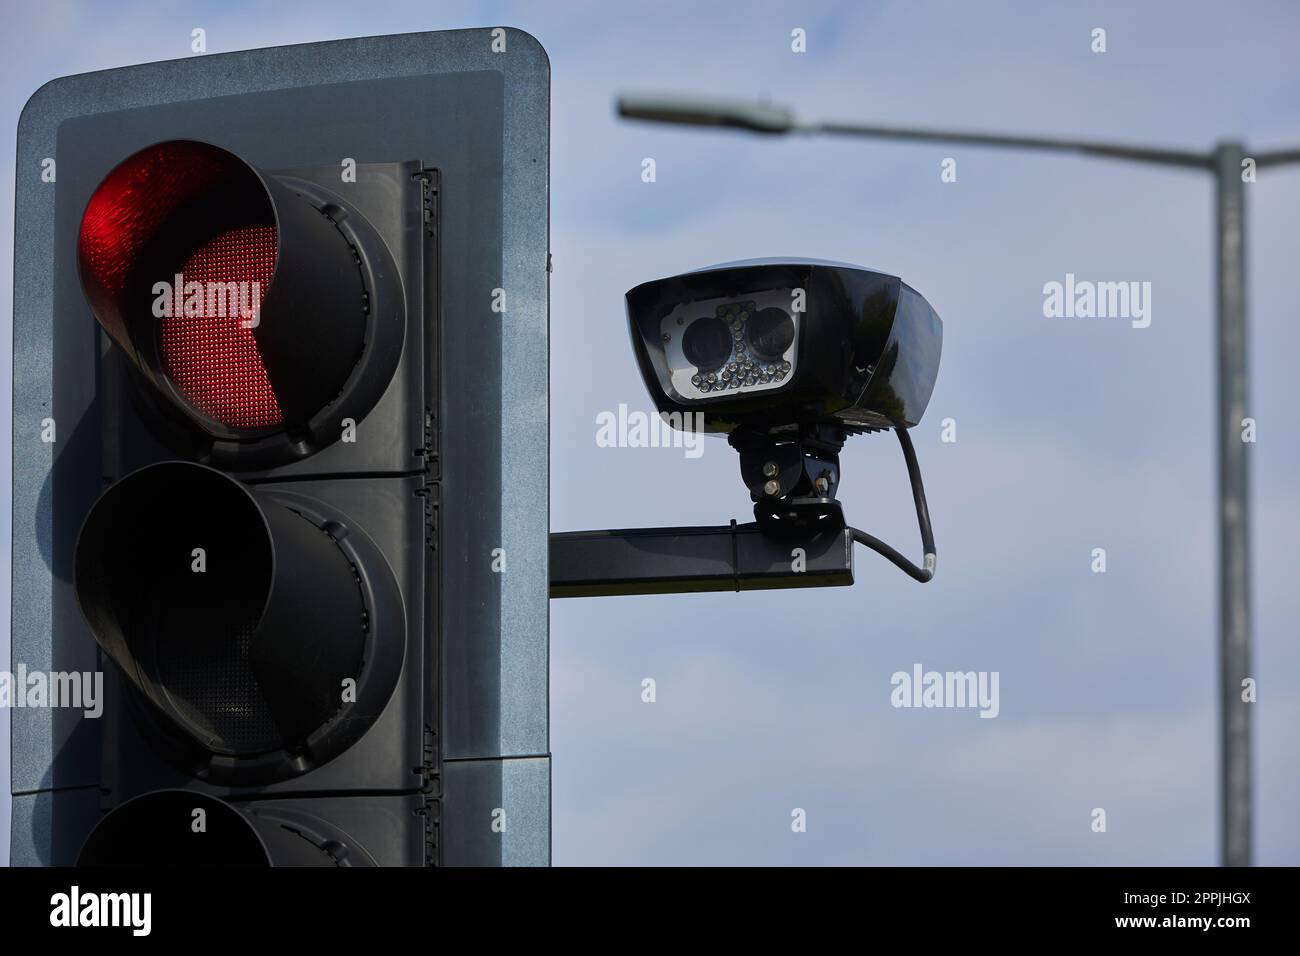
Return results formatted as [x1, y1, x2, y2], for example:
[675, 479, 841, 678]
[682, 316, 733, 371]
[746, 308, 795, 361]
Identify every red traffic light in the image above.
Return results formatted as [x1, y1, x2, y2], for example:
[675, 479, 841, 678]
[77, 140, 396, 449]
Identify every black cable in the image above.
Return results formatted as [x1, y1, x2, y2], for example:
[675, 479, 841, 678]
[848, 427, 937, 583]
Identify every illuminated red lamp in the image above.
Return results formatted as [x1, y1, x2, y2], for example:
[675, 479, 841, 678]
[77, 140, 367, 439]
[162, 224, 281, 429]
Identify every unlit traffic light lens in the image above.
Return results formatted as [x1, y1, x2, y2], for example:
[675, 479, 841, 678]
[79, 792, 272, 867]
[74, 461, 370, 758]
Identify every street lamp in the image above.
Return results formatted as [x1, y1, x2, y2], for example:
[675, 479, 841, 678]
[617, 92, 1300, 868]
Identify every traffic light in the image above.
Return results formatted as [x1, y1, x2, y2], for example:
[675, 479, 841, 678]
[11, 30, 551, 865]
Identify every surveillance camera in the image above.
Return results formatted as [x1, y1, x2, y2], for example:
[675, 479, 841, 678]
[626, 258, 942, 581]
[626, 258, 942, 436]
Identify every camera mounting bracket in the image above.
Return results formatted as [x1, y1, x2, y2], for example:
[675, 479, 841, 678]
[730, 423, 847, 534]
[548, 427, 936, 597]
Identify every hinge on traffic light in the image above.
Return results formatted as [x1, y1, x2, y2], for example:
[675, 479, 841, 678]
[419, 724, 439, 786]
[417, 723, 441, 866]
[415, 167, 439, 241]
[416, 482, 439, 551]
[416, 404, 439, 551]
[417, 795, 441, 867]
[420, 405, 438, 475]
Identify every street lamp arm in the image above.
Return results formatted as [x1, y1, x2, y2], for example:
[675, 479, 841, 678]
[808, 120, 1212, 169]
[617, 93, 797, 133]
[617, 92, 1213, 168]
[1255, 148, 1300, 168]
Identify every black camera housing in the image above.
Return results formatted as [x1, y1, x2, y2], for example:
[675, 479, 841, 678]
[627, 258, 943, 436]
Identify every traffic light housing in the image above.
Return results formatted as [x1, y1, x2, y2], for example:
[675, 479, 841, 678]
[11, 30, 550, 866]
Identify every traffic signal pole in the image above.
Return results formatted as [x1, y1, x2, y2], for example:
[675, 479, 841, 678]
[616, 94, 1300, 867]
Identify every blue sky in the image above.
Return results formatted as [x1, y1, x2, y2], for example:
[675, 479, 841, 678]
[3, 0, 1299, 864]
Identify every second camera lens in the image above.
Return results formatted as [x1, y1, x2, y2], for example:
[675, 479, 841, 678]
[746, 307, 794, 361]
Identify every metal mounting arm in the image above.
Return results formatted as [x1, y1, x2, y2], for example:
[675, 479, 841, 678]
[549, 522, 854, 598]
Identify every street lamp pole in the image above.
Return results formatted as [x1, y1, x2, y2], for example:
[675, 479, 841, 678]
[617, 94, 1300, 867]
[1214, 141, 1252, 869]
